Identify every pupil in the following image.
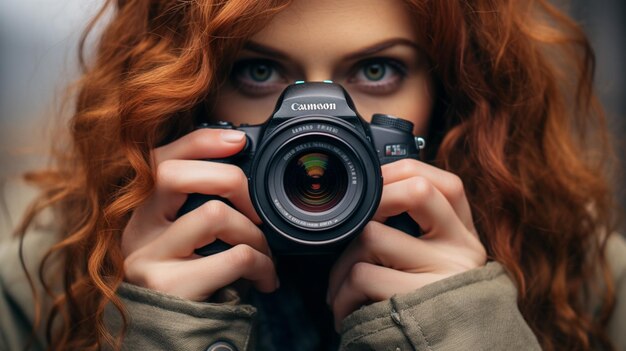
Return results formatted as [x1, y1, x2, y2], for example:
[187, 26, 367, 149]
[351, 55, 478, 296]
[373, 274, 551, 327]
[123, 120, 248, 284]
[365, 63, 385, 81]
[251, 64, 271, 81]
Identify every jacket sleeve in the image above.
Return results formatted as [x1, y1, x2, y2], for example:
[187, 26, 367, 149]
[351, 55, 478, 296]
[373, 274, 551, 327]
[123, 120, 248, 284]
[339, 261, 541, 350]
[105, 283, 258, 351]
[606, 234, 626, 350]
[1, 226, 260, 351]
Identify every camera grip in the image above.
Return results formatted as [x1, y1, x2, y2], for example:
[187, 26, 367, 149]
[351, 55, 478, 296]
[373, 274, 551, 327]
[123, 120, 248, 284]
[177, 193, 234, 256]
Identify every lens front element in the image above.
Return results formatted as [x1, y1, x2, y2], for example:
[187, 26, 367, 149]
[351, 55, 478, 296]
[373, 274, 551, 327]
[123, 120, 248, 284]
[284, 151, 348, 213]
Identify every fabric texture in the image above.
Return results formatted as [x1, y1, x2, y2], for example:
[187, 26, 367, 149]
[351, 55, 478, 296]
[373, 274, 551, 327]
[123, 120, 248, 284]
[340, 262, 540, 350]
[104, 283, 257, 351]
[2, 229, 626, 350]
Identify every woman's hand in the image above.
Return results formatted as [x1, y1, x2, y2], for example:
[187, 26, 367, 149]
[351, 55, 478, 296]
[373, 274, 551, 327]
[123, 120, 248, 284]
[327, 159, 487, 330]
[121, 129, 279, 301]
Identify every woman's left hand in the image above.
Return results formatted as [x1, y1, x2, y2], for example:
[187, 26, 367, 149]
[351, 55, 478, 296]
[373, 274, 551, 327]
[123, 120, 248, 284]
[327, 159, 487, 331]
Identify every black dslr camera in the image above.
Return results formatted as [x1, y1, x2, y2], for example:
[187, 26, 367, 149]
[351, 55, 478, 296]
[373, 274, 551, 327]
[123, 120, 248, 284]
[178, 81, 425, 255]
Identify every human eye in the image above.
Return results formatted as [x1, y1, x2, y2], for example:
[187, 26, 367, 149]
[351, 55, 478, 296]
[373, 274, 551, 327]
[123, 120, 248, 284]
[230, 58, 288, 97]
[347, 58, 408, 95]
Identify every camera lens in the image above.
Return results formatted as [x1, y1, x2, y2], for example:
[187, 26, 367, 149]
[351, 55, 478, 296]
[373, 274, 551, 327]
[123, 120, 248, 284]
[283, 151, 348, 213]
[251, 117, 383, 247]
[267, 136, 362, 232]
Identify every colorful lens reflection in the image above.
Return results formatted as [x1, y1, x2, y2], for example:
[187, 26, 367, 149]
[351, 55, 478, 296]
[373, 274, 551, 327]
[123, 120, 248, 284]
[284, 151, 347, 213]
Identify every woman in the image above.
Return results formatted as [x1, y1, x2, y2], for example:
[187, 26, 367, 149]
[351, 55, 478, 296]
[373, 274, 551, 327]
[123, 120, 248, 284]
[1, 0, 624, 350]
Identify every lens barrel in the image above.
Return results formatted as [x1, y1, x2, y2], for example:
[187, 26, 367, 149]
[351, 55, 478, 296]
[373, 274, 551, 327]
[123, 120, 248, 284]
[250, 116, 382, 247]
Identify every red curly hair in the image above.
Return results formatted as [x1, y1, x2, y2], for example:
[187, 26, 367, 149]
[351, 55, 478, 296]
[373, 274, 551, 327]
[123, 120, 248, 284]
[17, 0, 617, 350]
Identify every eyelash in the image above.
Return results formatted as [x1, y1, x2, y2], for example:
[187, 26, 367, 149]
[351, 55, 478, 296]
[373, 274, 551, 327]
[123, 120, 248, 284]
[347, 58, 408, 94]
[230, 57, 408, 96]
[230, 59, 288, 97]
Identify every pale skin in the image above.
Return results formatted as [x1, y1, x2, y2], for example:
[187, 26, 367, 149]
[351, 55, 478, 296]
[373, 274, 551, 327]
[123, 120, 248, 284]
[122, 0, 487, 331]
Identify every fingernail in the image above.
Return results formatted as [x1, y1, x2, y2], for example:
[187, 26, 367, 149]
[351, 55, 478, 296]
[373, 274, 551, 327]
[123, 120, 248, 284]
[220, 130, 245, 143]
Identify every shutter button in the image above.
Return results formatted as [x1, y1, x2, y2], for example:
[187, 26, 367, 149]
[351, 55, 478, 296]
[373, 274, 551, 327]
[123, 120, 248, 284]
[206, 341, 237, 351]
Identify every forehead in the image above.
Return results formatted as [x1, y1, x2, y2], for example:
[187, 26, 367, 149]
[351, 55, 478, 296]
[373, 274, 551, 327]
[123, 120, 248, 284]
[250, 0, 418, 62]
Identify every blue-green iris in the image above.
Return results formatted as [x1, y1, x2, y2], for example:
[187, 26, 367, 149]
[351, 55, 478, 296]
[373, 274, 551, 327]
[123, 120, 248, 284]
[363, 63, 385, 81]
[249, 63, 272, 82]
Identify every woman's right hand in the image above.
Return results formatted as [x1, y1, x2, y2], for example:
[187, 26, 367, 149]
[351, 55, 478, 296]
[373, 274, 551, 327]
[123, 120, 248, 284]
[121, 128, 279, 301]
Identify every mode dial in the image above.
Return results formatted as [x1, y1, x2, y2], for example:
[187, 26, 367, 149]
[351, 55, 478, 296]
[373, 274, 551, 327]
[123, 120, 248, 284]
[371, 114, 414, 133]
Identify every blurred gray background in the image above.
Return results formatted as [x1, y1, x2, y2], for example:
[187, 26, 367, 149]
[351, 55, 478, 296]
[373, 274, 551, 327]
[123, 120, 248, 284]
[1, 0, 624, 239]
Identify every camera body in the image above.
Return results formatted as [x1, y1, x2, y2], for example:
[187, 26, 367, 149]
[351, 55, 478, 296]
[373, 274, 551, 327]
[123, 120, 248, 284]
[178, 81, 424, 255]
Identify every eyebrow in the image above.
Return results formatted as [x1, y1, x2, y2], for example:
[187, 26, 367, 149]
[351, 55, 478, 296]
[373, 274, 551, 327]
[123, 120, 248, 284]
[243, 41, 290, 60]
[242, 38, 421, 61]
[343, 38, 421, 60]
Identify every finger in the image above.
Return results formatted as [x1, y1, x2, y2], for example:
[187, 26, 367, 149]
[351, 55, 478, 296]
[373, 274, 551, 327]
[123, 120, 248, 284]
[327, 221, 441, 303]
[183, 244, 278, 296]
[331, 262, 434, 332]
[153, 128, 247, 165]
[146, 200, 270, 259]
[382, 159, 474, 230]
[154, 159, 260, 223]
[374, 176, 464, 235]
[127, 244, 278, 301]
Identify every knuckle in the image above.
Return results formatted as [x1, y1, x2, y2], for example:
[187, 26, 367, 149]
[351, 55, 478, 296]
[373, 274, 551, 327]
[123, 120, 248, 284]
[199, 200, 230, 223]
[224, 167, 247, 191]
[228, 244, 258, 267]
[155, 159, 179, 188]
[123, 254, 152, 286]
[408, 176, 433, 199]
[142, 271, 172, 292]
[348, 262, 372, 286]
[212, 166, 247, 196]
[471, 239, 488, 262]
[396, 158, 419, 177]
[358, 222, 384, 248]
[445, 174, 465, 199]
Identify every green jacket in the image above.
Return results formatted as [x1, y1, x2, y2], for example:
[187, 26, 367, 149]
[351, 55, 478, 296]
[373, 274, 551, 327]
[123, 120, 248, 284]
[1, 199, 625, 350]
